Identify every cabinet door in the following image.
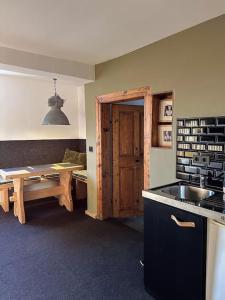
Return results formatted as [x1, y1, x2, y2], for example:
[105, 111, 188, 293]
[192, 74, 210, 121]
[206, 219, 225, 300]
[144, 198, 207, 300]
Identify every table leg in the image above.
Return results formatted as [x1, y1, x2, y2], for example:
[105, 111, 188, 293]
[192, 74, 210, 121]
[13, 178, 25, 224]
[59, 171, 73, 212]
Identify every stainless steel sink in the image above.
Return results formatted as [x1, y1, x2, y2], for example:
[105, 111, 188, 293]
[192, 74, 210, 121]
[160, 184, 215, 201]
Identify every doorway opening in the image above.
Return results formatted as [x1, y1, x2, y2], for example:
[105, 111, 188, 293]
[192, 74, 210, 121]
[96, 87, 152, 220]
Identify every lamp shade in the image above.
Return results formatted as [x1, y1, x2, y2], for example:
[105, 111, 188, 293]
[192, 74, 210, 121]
[42, 91, 70, 125]
[42, 107, 70, 125]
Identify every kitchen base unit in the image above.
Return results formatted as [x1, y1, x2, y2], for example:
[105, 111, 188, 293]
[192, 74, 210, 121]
[144, 198, 207, 300]
[206, 219, 225, 300]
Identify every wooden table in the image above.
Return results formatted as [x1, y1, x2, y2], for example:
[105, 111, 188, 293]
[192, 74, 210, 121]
[0, 163, 83, 224]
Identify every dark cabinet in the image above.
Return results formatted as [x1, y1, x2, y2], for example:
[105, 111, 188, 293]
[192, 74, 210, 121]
[144, 198, 207, 300]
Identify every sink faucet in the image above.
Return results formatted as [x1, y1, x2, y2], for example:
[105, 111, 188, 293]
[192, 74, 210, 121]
[200, 175, 207, 188]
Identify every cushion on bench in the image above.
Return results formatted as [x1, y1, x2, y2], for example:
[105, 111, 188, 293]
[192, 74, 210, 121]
[63, 148, 86, 169]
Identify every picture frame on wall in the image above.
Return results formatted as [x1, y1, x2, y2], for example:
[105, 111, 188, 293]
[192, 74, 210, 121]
[158, 125, 172, 147]
[159, 99, 173, 122]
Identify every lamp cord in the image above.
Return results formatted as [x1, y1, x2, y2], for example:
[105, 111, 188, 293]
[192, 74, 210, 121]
[53, 78, 57, 95]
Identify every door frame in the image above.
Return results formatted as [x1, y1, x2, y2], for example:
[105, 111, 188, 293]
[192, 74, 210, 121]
[96, 86, 152, 220]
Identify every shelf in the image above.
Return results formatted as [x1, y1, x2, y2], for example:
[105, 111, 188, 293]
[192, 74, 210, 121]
[152, 91, 173, 148]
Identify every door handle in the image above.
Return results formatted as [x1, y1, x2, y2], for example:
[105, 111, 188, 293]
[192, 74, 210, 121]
[171, 215, 195, 228]
[135, 159, 140, 162]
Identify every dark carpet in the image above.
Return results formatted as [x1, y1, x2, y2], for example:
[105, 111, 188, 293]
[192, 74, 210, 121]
[0, 200, 152, 300]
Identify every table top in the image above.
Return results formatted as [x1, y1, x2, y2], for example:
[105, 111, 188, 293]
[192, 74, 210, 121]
[0, 163, 83, 180]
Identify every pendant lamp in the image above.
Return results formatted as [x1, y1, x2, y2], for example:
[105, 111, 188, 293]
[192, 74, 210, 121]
[42, 78, 70, 125]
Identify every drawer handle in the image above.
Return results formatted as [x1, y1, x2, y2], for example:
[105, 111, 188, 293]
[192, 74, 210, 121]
[171, 215, 195, 228]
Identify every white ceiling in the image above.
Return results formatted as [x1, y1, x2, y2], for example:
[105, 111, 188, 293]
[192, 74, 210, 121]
[0, 0, 225, 65]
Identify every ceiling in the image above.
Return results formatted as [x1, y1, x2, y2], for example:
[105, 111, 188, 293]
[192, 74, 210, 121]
[0, 0, 225, 65]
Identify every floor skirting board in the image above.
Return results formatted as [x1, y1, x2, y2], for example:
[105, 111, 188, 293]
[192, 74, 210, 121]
[85, 210, 97, 219]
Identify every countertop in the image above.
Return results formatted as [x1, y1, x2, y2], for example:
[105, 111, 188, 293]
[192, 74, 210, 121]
[142, 181, 225, 223]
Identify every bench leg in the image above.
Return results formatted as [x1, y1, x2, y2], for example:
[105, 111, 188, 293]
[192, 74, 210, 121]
[0, 189, 9, 212]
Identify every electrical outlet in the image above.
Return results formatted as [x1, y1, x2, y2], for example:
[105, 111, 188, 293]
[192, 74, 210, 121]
[193, 154, 210, 165]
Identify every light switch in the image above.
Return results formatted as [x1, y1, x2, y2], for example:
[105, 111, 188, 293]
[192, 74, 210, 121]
[89, 146, 93, 152]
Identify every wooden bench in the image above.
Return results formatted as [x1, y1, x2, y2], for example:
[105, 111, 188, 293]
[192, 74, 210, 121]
[44, 170, 87, 200]
[72, 170, 87, 200]
[0, 176, 43, 213]
[10, 177, 59, 217]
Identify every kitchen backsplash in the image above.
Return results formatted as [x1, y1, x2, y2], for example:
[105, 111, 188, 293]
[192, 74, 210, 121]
[176, 117, 225, 190]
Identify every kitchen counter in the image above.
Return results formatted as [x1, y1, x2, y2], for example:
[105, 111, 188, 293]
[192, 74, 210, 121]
[142, 181, 225, 223]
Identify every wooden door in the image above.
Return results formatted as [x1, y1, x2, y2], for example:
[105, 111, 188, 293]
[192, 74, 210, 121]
[112, 104, 144, 217]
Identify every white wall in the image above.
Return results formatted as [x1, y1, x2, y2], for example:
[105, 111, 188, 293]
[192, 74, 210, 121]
[0, 75, 86, 140]
[77, 86, 86, 139]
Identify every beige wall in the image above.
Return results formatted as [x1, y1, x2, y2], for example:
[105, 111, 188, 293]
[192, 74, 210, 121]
[0, 75, 86, 140]
[85, 15, 225, 216]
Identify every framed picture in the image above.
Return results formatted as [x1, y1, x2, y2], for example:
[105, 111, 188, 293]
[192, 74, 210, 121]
[158, 125, 172, 147]
[159, 99, 173, 122]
